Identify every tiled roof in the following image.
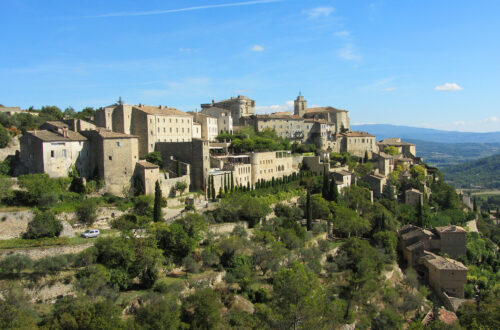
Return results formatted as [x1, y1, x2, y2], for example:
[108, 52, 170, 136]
[255, 114, 303, 120]
[435, 225, 467, 233]
[305, 106, 348, 113]
[133, 105, 191, 117]
[96, 129, 138, 139]
[136, 161, 159, 169]
[43, 121, 69, 128]
[27, 129, 87, 142]
[339, 131, 375, 138]
[422, 252, 467, 270]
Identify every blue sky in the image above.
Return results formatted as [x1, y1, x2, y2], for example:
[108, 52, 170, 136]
[1, 0, 500, 132]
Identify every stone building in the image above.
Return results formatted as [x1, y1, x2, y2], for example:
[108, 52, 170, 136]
[250, 151, 296, 185]
[155, 139, 210, 191]
[336, 131, 377, 157]
[19, 128, 89, 178]
[94, 104, 193, 157]
[294, 94, 307, 117]
[134, 160, 191, 197]
[80, 129, 139, 196]
[0, 105, 25, 115]
[435, 226, 467, 258]
[363, 172, 388, 198]
[201, 95, 255, 126]
[200, 107, 233, 133]
[192, 122, 202, 139]
[188, 112, 219, 142]
[421, 252, 467, 299]
[406, 188, 424, 207]
[378, 138, 417, 157]
[303, 106, 350, 133]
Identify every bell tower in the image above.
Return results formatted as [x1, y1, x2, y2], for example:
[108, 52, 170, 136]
[294, 92, 307, 117]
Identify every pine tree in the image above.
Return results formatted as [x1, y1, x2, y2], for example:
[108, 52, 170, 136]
[306, 189, 312, 231]
[329, 179, 339, 202]
[322, 169, 329, 199]
[153, 180, 162, 222]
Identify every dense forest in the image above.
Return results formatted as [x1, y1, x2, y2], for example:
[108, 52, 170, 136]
[441, 153, 500, 189]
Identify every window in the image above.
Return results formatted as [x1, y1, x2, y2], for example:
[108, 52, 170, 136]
[51, 150, 55, 158]
[170, 128, 172, 133]
[182, 128, 184, 133]
[62, 150, 67, 158]
[157, 128, 160, 133]
[109, 156, 112, 160]
[116, 141, 122, 147]
[164, 128, 166, 133]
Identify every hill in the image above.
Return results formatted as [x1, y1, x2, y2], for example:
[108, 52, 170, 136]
[405, 139, 500, 167]
[352, 124, 500, 143]
[441, 153, 500, 189]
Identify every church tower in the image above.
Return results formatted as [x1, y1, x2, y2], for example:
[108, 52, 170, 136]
[294, 93, 307, 117]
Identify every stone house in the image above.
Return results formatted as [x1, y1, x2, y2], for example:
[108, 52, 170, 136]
[336, 131, 377, 157]
[80, 129, 139, 196]
[134, 160, 191, 197]
[201, 95, 255, 126]
[434, 226, 467, 258]
[303, 105, 350, 133]
[188, 112, 219, 142]
[200, 107, 233, 133]
[421, 252, 467, 299]
[94, 104, 194, 157]
[250, 151, 297, 185]
[377, 138, 417, 157]
[192, 122, 202, 139]
[363, 172, 388, 198]
[406, 188, 423, 207]
[19, 128, 89, 178]
[332, 169, 353, 191]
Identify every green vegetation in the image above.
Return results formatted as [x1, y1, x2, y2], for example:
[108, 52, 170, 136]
[441, 153, 500, 189]
[216, 126, 291, 153]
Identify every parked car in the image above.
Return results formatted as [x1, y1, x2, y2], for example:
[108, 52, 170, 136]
[81, 229, 100, 238]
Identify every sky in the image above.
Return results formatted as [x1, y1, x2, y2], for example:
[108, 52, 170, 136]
[1, 0, 500, 132]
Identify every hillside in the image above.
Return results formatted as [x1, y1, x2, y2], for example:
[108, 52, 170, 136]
[405, 139, 500, 167]
[441, 153, 500, 189]
[352, 124, 500, 143]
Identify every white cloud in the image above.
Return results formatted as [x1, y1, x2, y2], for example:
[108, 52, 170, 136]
[434, 83, 463, 91]
[334, 30, 350, 38]
[306, 6, 335, 19]
[383, 87, 396, 92]
[338, 44, 361, 61]
[255, 100, 294, 114]
[480, 116, 499, 123]
[178, 47, 198, 53]
[84, 0, 284, 18]
[251, 45, 264, 52]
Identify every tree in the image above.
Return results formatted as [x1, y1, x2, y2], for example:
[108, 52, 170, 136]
[306, 189, 312, 231]
[230, 171, 235, 192]
[333, 206, 371, 238]
[210, 176, 216, 200]
[363, 150, 369, 163]
[76, 199, 98, 225]
[384, 146, 399, 156]
[239, 197, 271, 228]
[135, 295, 181, 330]
[23, 211, 62, 239]
[0, 255, 33, 278]
[181, 288, 222, 329]
[176, 160, 181, 177]
[63, 106, 76, 118]
[0, 283, 38, 329]
[153, 180, 163, 222]
[322, 169, 329, 200]
[40, 105, 63, 120]
[145, 152, 163, 167]
[328, 178, 339, 202]
[0, 124, 11, 148]
[174, 181, 187, 195]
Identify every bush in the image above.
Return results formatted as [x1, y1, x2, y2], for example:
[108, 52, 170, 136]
[76, 199, 98, 225]
[145, 152, 163, 167]
[182, 256, 201, 274]
[0, 254, 33, 277]
[23, 211, 62, 239]
[201, 250, 220, 268]
[34, 255, 69, 274]
[0, 123, 11, 148]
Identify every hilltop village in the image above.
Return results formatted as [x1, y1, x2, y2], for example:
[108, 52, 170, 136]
[0, 96, 496, 329]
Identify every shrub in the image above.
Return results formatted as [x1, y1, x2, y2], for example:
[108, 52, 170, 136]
[182, 256, 201, 274]
[34, 255, 69, 274]
[201, 250, 220, 267]
[23, 211, 62, 239]
[174, 181, 187, 195]
[0, 254, 33, 277]
[145, 152, 163, 167]
[76, 199, 98, 225]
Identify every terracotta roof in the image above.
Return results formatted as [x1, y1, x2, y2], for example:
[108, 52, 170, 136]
[339, 131, 375, 138]
[305, 106, 348, 113]
[422, 252, 467, 270]
[304, 118, 330, 124]
[136, 161, 159, 169]
[133, 105, 191, 117]
[435, 225, 467, 233]
[187, 112, 217, 119]
[255, 114, 303, 120]
[27, 129, 87, 142]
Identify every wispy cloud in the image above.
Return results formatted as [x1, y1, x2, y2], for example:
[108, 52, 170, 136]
[434, 82, 463, 91]
[251, 45, 264, 52]
[178, 47, 199, 54]
[383, 87, 396, 92]
[84, 0, 285, 18]
[338, 44, 361, 61]
[255, 100, 294, 114]
[480, 116, 499, 124]
[305, 7, 335, 19]
[334, 30, 350, 38]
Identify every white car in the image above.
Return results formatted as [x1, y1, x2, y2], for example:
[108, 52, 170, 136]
[81, 229, 100, 238]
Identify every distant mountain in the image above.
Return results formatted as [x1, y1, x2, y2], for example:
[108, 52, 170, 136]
[441, 153, 500, 189]
[351, 124, 500, 143]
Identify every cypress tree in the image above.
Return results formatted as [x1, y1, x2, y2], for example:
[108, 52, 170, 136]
[417, 201, 423, 227]
[230, 171, 234, 192]
[329, 178, 339, 202]
[247, 181, 250, 191]
[322, 169, 329, 199]
[272, 177, 275, 187]
[211, 176, 216, 200]
[218, 187, 222, 198]
[207, 177, 211, 199]
[153, 180, 162, 222]
[306, 189, 312, 231]
[364, 150, 369, 164]
[176, 160, 181, 177]
[224, 174, 228, 194]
